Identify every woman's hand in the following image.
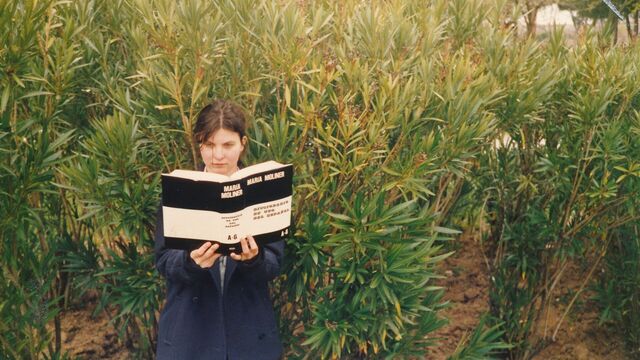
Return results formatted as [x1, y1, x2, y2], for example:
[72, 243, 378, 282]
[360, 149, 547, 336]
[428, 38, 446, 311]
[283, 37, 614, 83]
[190, 242, 221, 268]
[230, 236, 259, 262]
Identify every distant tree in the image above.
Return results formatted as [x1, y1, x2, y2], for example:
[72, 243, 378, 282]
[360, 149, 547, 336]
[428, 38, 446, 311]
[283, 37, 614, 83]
[560, 0, 611, 20]
[619, 0, 640, 37]
[515, 0, 555, 35]
[560, 0, 639, 38]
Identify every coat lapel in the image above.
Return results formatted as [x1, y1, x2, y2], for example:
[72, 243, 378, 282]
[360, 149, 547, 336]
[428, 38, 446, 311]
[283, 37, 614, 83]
[224, 257, 237, 291]
[208, 256, 238, 294]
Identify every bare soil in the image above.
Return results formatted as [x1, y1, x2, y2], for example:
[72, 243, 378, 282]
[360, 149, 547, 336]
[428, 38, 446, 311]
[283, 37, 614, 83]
[426, 232, 492, 360]
[58, 234, 628, 359]
[57, 293, 131, 359]
[426, 231, 628, 359]
[426, 231, 491, 360]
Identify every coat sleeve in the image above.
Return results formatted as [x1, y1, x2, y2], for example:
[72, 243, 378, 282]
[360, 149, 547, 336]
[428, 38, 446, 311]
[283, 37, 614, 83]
[154, 207, 210, 284]
[234, 240, 284, 283]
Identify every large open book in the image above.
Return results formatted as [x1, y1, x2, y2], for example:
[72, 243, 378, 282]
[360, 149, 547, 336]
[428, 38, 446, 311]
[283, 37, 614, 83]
[161, 161, 293, 254]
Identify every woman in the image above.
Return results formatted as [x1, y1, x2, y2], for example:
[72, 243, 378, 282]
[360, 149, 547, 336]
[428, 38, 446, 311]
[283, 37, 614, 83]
[154, 100, 284, 359]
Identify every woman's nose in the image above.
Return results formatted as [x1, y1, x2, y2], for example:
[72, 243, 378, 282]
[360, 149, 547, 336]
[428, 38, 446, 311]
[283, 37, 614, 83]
[213, 147, 224, 159]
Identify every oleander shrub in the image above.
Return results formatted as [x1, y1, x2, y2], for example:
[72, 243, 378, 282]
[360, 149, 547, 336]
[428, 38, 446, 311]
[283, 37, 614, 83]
[1, 0, 84, 357]
[2, 0, 639, 359]
[473, 28, 640, 358]
[593, 222, 640, 358]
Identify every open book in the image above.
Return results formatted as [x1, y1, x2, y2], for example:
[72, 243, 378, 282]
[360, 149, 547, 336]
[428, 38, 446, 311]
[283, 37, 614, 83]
[161, 161, 293, 254]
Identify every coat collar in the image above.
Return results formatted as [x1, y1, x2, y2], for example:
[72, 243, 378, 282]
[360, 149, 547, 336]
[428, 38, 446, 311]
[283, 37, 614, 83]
[208, 256, 238, 294]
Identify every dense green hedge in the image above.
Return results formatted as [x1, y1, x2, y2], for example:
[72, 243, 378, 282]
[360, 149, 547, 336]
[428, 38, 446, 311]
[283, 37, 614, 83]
[1, 0, 638, 359]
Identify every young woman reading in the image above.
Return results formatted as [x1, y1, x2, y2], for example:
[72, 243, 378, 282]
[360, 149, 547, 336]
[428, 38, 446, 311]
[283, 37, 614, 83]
[154, 100, 284, 360]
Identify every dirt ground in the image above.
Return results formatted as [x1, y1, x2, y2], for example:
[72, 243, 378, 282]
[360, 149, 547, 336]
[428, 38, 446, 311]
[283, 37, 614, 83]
[426, 231, 629, 360]
[56, 294, 131, 359]
[426, 232, 492, 360]
[58, 233, 629, 359]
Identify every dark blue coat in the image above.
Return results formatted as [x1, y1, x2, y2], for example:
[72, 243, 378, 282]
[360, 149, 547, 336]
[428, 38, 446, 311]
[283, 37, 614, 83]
[154, 208, 284, 359]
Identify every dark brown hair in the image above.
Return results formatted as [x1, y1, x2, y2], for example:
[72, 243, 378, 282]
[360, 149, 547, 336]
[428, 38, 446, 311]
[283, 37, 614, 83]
[193, 99, 247, 145]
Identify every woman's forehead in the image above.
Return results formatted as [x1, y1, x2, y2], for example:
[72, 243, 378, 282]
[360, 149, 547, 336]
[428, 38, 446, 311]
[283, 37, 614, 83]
[204, 128, 242, 143]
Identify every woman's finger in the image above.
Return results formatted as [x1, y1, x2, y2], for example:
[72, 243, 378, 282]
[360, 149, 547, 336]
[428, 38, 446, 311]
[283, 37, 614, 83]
[203, 243, 219, 259]
[247, 237, 258, 259]
[247, 236, 258, 250]
[198, 244, 220, 268]
[240, 236, 250, 255]
[202, 252, 222, 268]
[190, 242, 211, 260]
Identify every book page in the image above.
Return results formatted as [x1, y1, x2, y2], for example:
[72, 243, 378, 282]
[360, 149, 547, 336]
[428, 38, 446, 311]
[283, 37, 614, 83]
[232, 161, 286, 179]
[164, 160, 288, 182]
[166, 169, 229, 182]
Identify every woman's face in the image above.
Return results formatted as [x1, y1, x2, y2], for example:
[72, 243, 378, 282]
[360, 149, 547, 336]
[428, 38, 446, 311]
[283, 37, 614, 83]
[199, 128, 246, 176]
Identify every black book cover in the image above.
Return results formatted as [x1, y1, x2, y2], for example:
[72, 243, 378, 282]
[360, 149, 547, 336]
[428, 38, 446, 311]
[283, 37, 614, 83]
[161, 162, 293, 255]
